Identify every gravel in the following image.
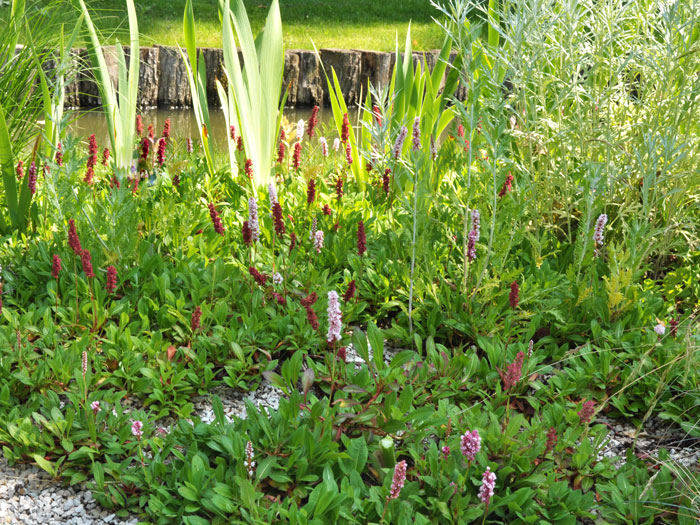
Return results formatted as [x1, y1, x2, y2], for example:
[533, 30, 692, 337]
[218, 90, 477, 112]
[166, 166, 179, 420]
[0, 458, 138, 525]
[596, 414, 700, 468]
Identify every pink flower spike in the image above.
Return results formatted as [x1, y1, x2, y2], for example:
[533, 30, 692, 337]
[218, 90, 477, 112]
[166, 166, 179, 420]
[131, 419, 144, 438]
[387, 460, 407, 500]
[478, 467, 497, 505]
[326, 291, 342, 345]
[91, 401, 101, 414]
[460, 429, 481, 461]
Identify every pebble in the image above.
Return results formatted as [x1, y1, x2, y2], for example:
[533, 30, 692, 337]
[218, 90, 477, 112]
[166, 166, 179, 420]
[0, 458, 138, 525]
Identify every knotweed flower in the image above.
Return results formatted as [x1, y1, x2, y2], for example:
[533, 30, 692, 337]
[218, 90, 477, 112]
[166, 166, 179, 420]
[248, 197, 260, 242]
[157, 138, 166, 168]
[148, 125, 154, 140]
[545, 427, 557, 453]
[293, 142, 302, 170]
[653, 323, 665, 336]
[68, 219, 82, 254]
[131, 420, 143, 439]
[296, 119, 305, 140]
[478, 467, 496, 506]
[102, 148, 110, 166]
[460, 429, 481, 461]
[466, 235, 476, 263]
[319, 136, 328, 157]
[341, 112, 350, 143]
[509, 281, 519, 309]
[84, 167, 94, 186]
[16, 160, 24, 180]
[186, 138, 193, 153]
[393, 126, 408, 158]
[593, 213, 608, 257]
[373, 105, 382, 127]
[191, 305, 202, 332]
[52, 254, 62, 279]
[344, 280, 356, 302]
[323, 204, 332, 216]
[140, 138, 150, 161]
[244, 441, 256, 478]
[82, 350, 88, 378]
[242, 221, 252, 246]
[528, 339, 534, 358]
[28, 162, 37, 194]
[156, 138, 166, 167]
[81, 250, 95, 278]
[335, 177, 344, 201]
[91, 401, 101, 414]
[457, 123, 464, 138]
[502, 351, 524, 391]
[268, 183, 278, 208]
[272, 202, 286, 236]
[105, 265, 118, 294]
[237, 136, 244, 152]
[277, 140, 285, 163]
[87, 134, 98, 169]
[136, 115, 143, 135]
[208, 203, 225, 236]
[309, 216, 317, 240]
[332, 137, 341, 152]
[313, 230, 324, 254]
[301, 292, 319, 330]
[387, 460, 407, 500]
[441, 445, 450, 460]
[272, 272, 283, 285]
[56, 143, 64, 166]
[289, 232, 297, 253]
[345, 141, 353, 166]
[383, 169, 391, 195]
[249, 267, 268, 287]
[412, 117, 421, 151]
[669, 318, 678, 337]
[470, 209, 481, 241]
[162, 118, 171, 139]
[326, 290, 342, 345]
[230, 125, 237, 141]
[244, 159, 253, 179]
[498, 173, 514, 197]
[308, 106, 319, 138]
[357, 220, 366, 256]
[578, 400, 596, 425]
[272, 292, 287, 306]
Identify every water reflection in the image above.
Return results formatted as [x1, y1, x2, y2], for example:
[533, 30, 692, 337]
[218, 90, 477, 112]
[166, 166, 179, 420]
[68, 106, 356, 147]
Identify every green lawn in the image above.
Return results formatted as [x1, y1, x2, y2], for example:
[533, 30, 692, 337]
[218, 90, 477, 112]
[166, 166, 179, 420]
[2, 0, 447, 51]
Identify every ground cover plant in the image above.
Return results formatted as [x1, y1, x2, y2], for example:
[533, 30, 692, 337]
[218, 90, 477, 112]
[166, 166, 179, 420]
[0, 0, 699, 523]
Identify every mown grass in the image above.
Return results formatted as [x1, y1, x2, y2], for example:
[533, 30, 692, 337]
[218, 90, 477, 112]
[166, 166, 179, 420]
[0, 0, 447, 50]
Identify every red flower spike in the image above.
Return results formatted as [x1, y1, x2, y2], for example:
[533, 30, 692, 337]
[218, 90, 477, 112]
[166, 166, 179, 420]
[51, 255, 62, 279]
[106, 265, 117, 294]
[307, 105, 319, 138]
[509, 281, 519, 309]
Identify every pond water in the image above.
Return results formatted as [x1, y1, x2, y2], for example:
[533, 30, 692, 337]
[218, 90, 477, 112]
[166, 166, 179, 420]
[69, 106, 354, 147]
